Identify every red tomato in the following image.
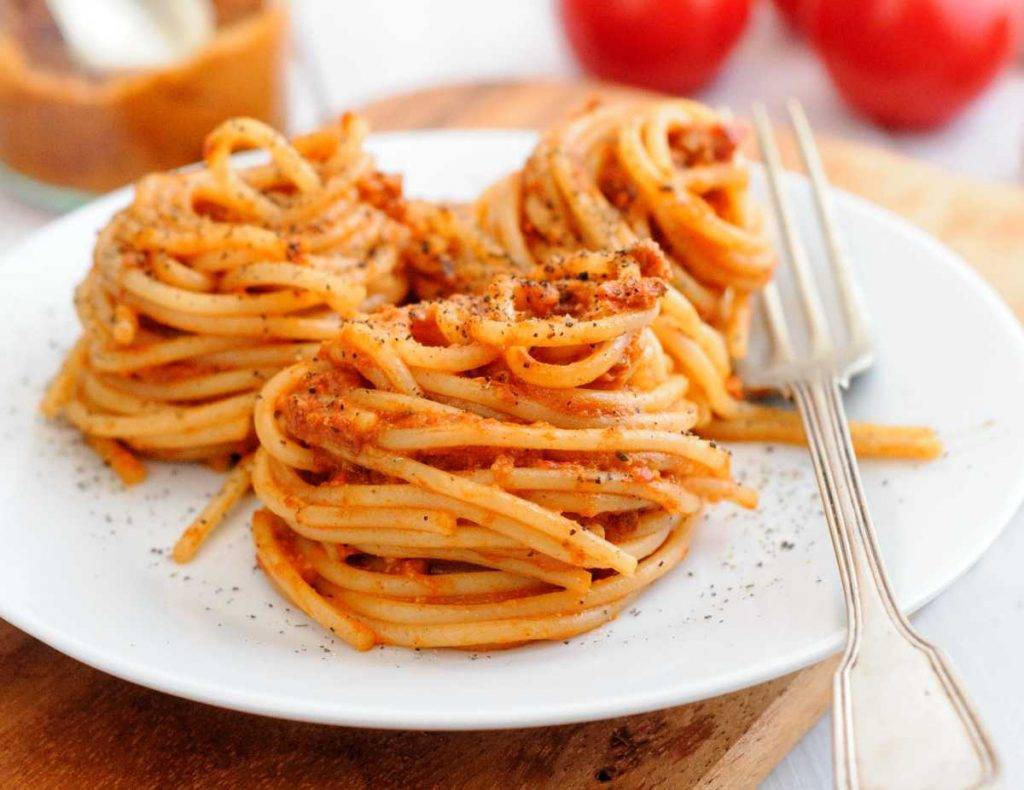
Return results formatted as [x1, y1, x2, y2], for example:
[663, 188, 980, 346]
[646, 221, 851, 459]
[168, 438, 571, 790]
[559, 0, 753, 94]
[808, 0, 1022, 130]
[772, 0, 809, 33]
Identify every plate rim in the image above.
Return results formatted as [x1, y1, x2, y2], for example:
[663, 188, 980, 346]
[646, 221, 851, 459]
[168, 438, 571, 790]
[2, 128, 1023, 730]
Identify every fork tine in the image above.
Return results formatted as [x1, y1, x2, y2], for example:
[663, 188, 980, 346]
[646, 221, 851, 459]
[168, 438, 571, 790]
[787, 100, 871, 351]
[759, 282, 796, 364]
[748, 106, 796, 364]
[751, 103, 834, 360]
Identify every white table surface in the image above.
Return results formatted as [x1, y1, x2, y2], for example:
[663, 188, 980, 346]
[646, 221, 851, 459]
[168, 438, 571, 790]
[3, 2, 1022, 786]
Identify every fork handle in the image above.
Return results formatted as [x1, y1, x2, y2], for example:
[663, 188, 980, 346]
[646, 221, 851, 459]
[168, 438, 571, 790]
[791, 377, 999, 790]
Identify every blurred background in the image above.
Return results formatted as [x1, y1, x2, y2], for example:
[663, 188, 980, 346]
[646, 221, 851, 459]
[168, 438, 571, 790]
[1, 0, 1021, 236]
[290, 0, 1023, 180]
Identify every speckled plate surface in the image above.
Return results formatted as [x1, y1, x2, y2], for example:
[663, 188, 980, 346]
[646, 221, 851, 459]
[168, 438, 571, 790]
[2, 130, 1023, 730]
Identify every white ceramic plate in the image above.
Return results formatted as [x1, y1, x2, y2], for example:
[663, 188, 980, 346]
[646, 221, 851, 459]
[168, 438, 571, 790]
[2, 131, 1023, 730]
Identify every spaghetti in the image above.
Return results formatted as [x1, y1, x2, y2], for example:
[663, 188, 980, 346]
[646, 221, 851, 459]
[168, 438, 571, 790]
[251, 242, 755, 650]
[473, 99, 772, 359]
[39, 99, 942, 652]
[41, 113, 409, 487]
[406, 100, 773, 433]
[422, 98, 940, 460]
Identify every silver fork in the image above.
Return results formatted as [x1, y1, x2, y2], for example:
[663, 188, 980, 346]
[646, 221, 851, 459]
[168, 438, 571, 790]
[746, 100, 1000, 790]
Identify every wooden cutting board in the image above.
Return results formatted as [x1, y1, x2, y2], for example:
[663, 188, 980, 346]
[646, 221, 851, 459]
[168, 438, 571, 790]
[2, 80, 1021, 789]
